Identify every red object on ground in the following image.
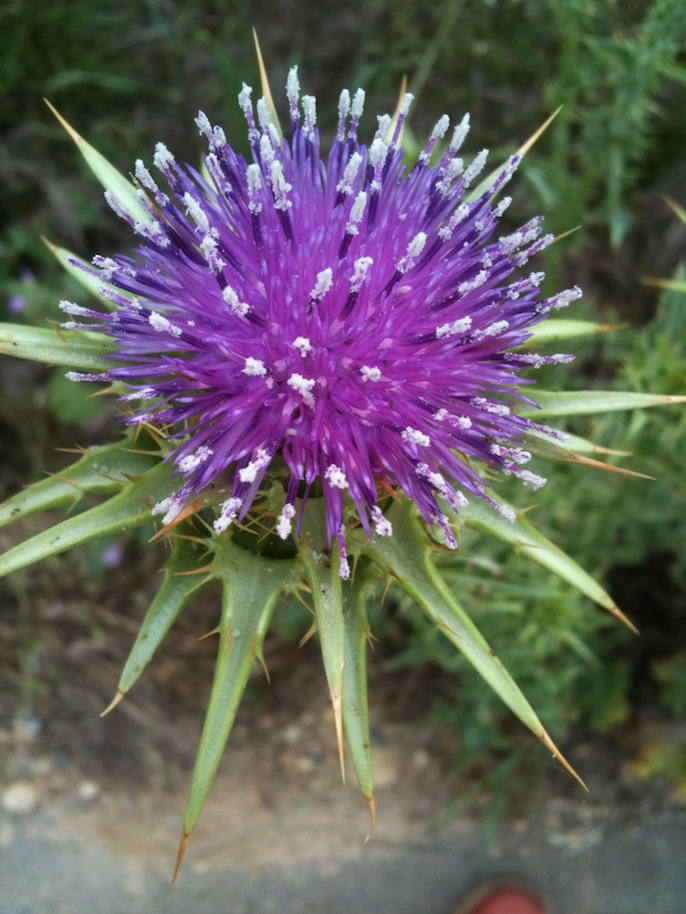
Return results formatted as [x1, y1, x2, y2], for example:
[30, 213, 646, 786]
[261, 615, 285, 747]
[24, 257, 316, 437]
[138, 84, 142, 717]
[454, 883, 546, 914]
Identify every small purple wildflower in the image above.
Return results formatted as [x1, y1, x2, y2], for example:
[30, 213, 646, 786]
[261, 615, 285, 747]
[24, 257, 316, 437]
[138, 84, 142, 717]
[7, 267, 35, 314]
[64, 69, 579, 569]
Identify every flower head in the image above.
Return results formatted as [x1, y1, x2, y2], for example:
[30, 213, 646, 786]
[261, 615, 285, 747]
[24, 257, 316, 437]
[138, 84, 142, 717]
[66, 69, 578, 566]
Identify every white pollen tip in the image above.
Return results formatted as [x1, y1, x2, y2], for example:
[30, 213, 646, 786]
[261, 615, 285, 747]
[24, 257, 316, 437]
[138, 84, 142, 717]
[293, 336, 313, 357]
[242, 357, 267, 377]
[222, 285, 250, 317]
[430, 115, 450, 143]
[310, 268, 333, 300]
[350, 256, 373, 292]
[371, 506, 392, 537]
[398, 93, 414, 117]
[401, 426, 431, 447]
[324, 464, 348, 490]
[148, 311, 182, 337]
[213, 497, 243, 534]
[178, 445, 213, 473]
[276, 503, 296, 540]
[436, 316, 472, 339]
[360, 365, 381, 383]
[287, 373, 316, 407]
[351, 88, 365, 122]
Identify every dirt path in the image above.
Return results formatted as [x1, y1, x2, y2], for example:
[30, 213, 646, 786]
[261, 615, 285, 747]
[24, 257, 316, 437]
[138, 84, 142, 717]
[2, 677, 686, 914]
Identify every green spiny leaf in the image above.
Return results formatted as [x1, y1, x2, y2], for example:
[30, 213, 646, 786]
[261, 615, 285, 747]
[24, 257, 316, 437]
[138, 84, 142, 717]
[521, 389, 686, 418]
[342, 562, 375, 826]
[526, 319, 622, 343]
[115, 538, 209, 698]
[177, 537, 298, 871]
[0, 461, 175, 578]
[0, 437, 159, 530]
[459, 496, 637, 631]
[47, 101, 156, 230]
[358, 499, 584, 787]
[0, 324, 120, 372]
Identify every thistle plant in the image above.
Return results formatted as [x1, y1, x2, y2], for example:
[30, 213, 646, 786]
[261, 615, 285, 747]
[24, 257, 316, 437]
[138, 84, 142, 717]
[1, 51, 683, 873]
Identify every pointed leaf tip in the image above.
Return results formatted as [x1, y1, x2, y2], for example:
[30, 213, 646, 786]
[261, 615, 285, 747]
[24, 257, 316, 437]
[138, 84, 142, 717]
[540, 728, 587, 791]
[46, 100, 155, 229]
[611, 605, 640, 635]
[172, 830, 192, 884]
[364, 793, 376, 842]
[100, 690, 124, 717]
[515, 106, 562, 159]
[252, 29, 282, 140]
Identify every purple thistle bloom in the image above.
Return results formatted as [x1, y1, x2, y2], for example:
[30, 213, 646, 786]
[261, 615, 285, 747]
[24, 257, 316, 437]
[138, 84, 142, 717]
[63, 68, 579, 574]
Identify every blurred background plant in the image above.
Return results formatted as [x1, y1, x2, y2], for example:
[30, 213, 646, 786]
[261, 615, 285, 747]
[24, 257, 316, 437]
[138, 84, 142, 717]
[1, 0, 685, 801]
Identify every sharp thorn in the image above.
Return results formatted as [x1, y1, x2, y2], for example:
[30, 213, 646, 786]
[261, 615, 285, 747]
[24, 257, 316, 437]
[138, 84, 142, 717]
[100, 690, 125, 717]
[540, 727, 587, 791]
[515, 106, 562, 158]
[172, 830, 192, 885]
[364, 793, 376, 842]
[609, 604, 640, 635]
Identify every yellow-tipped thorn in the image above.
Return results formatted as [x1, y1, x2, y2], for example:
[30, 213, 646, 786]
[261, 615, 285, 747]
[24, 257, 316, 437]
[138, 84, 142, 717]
[149, 498, 206, 541]
[364, 793, 376, 842]
[562, 451, 655, 480]
[298, 620, 317, 648]
[609, 604, 640, 635]
[252, 29, 282, 140]
[172, 830, 192, 885]
[515, 106, 562, 159]
[393, 75, 409, 118]
[385, 75, 410, 145]
[100, 690, 125, 717]
[257, 650, 271, 684]
[45, 99, 84, 147]
[540, 728, 587, 791]
[197, 626, 220, 642]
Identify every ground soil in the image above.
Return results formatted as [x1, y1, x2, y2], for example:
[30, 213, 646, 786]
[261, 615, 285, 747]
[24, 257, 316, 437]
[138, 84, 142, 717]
[2, 578, 686, 914]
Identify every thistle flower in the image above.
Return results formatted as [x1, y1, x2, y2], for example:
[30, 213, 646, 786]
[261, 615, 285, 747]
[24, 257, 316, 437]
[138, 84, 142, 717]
[1, 60, 683, 876]
[61, 68, 576, 570]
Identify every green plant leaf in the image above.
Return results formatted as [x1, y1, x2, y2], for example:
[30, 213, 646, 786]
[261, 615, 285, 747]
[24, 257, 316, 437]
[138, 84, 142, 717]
[113, 537, 209, 699]
[458, 496, 636, 631]
[341, 563, 375, 827]
[0, 436, 159, 529]
[358, 499, 584, 787]
[46, 101, 157, 230]
[521, 389, 686, 418]
[0, 323, 120, 371]
[526, 319, 622, 343]
[0, 461, 175, 578]
[176, 537, 298, 876]
[43, 237, 130, 309]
